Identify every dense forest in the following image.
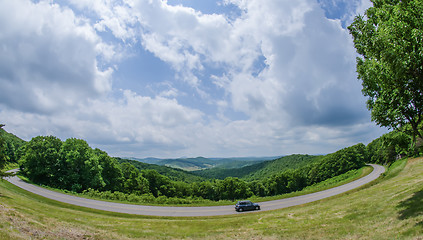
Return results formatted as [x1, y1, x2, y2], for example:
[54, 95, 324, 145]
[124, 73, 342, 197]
[1, 124, 422, 203]
[192, 154, 320, 180]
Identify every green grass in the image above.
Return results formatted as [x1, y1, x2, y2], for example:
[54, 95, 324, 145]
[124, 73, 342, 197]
[0, 158, 422, 239]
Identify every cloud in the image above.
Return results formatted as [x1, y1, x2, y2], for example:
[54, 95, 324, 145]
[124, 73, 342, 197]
[221, 0, 369, 128]
[132, 0, 261, 84]
[68, 0, 138, 42]
[127, 0, 368, 127]
[0, 0, 386, 158]
[0, 89, 205, 155]
[0, 0, 113, 114]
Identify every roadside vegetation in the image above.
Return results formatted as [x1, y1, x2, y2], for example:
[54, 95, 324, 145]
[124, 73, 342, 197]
[1, 156, 421, 239]
[12, 133, 367, 203]
[24, 165, 369, 207]
[1, 121, 422, 206]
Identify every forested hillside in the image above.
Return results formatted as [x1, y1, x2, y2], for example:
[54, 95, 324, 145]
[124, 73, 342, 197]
[154, 157, 216, 171]
[2, 124, 421, 204]
[0, 126, 25, 164]
[116, 158, 206, 183]
[193, 154, 319, 180]
[17, 134, 369, 202]
[130, 156, 268, 171]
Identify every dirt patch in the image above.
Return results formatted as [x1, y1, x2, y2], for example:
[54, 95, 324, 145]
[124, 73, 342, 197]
[407, 157, 423, 164]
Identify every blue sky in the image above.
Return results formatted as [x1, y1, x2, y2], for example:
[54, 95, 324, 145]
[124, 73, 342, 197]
[0, 0, 386, 158]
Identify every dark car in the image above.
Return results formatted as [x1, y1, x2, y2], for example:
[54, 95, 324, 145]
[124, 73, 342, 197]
[235, 200, 260, 212]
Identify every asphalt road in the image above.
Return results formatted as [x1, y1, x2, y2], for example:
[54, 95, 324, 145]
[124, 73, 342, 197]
[5, 164, 385, 217]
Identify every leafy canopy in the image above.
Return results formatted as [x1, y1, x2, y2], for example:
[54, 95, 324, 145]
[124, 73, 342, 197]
[348, 0, 423, 142]
[0, 124, 15, 179]
[0, 125, 7, 175]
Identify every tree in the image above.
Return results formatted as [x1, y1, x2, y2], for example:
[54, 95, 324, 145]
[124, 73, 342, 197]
[94, 149, 124, 192]
[141, 169, 174, 197]
[0, 125, 6, 168]
[366, 130, 411, 164]
[59, 138, 105, 192]
[0, 124, 13, 179]
[19, 136, 62, 185]
[216, 177, 252, 200]
[121, 162, 149, 195]
[348, 0, 423, 144]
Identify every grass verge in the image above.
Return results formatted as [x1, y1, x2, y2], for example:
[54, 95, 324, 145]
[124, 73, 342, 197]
[0, 159, 421, 239]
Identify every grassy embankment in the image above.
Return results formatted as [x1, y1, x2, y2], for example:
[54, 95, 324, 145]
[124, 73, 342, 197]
[0, 158, 422, 239]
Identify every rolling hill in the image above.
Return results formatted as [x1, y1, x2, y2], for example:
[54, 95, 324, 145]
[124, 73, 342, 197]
[115, 158, 207, 183]
[192, 154, 320, 180]
[127, 156, 276, 171]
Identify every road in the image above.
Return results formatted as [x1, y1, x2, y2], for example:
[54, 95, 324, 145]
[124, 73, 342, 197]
[5, 164, 385, 217]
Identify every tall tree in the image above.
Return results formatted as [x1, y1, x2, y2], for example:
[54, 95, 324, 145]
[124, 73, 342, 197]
[348, 0, 423, 144]
[20, 136, 62, 185]
[59, 138, 105, 192]
[121, 162, 149, 195]
[94, 149, 124, 192]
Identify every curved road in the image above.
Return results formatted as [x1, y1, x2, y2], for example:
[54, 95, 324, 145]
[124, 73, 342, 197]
[5, 164, 385, 217]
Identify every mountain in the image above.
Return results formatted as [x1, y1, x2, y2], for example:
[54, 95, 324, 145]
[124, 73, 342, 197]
[127, 156, 278, 171]
[192, 154, 320, 180]
[115, 158, 207, 183]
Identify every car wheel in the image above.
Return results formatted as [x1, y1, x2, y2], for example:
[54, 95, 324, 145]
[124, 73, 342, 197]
[238, 208, 243, 212]
[257, 206, 260, 210]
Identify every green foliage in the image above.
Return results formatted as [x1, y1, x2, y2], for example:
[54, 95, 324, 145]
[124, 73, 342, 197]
[19, 136, 62, 186]
[156, 157, 214, 171]
[366, 130, 412, 164]
[1, 124, 26, 179]
[134, 156, 265, 171]
[253, 144, 366, 197]
[116, 158, 206, 183]
[348, 0, 423, 143]
[244, 154, 320, 181]
[20, 136, 106, 192]
[0, 124, 8, 179]
[0, 125, 26, 165]
[216, 177, 252, 200]
[60, 138, 105, 192]
[120, 162, 149, 195]
[141, 169, 174, 197]
[94, 149, 124, 192]
[0, 124, 6, 170]
[191, 181, 217, 200]
[307, 143, 366, 185]
[193, 154, 319, 180]
[18, 132, 369, 202]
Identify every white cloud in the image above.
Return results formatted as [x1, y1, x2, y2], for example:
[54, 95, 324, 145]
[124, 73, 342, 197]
[69, 0, 138, 42]
[0, 0, 113, 113]
[1, 89, 205, 155]
[133, 0, 259, 81]
[0, 0, 386, 158]
[219, 0, 368, 129]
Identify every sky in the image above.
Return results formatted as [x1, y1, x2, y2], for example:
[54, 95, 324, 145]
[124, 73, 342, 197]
[0, 0, 387, 158]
